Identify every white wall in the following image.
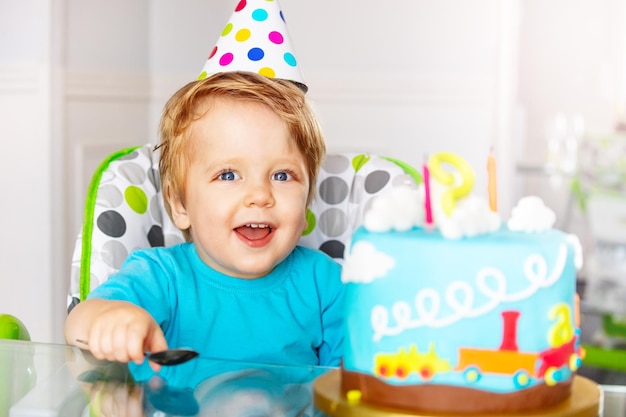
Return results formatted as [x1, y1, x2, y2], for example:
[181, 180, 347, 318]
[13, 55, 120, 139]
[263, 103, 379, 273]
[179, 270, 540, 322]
[517, 0, 626, 245]
[0, 0, 55, 342]
[149, 0, 518, 210]
[1, 0, 622, 343]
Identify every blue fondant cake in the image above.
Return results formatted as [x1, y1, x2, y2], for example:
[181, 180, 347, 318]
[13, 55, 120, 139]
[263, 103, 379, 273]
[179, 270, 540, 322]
[338, 153, 585, 414]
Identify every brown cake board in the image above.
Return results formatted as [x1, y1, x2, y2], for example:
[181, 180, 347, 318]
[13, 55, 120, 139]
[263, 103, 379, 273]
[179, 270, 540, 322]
[313, 370, 601, 417]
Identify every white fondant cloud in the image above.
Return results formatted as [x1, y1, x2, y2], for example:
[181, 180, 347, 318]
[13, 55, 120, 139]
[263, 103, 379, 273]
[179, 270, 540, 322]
[437, 196, 502, 240]
[507, 196, 556, 232]
[342, 241, 395, 284]
[363, 185, 424, 232]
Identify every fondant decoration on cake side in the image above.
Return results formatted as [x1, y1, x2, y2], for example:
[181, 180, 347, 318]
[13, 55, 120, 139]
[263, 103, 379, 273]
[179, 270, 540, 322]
[340, 151, 584, 414]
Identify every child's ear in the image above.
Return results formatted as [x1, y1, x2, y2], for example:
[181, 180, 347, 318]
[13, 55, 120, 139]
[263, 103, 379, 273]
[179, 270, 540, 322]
[167, 187, 191, 230]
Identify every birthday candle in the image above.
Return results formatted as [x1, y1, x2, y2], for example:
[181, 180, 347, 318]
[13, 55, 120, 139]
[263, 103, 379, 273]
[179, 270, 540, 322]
[428, 152, 475, 216]
[488, 149, 497, 212]
[423, 159, 433, 228]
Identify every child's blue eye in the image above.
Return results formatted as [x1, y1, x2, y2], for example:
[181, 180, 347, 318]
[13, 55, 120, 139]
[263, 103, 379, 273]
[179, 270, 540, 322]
[273, 171, 292, 181]
[219, 171, 238, 181]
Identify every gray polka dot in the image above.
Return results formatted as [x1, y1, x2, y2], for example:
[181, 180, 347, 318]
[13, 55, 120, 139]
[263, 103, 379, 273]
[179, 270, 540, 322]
[117, 162, 147, 185]
[97, 185, 124, 208]
[349, 175, 365, 204]
[100, 170, 115, 184]
[148, 168, 161, 192]
[165, 233, 185, 246]
[319, 208, 348, 237]
[119, 151, 139, 161]
[319, 177, 349, 205]
[91, 272, 103, 289]
[320, 240, 345, 259]
[363, 197, 377, 217]
[101, 239, 129, 269]
[97, 210, 126, 238]
[67, 297, 80, 312]
[393, 173, 419, 189]
[322, 154, 350, 174]
[365, 170, 391, 194]
[148, 225, 164, 247]
[150, 194, 163, 223]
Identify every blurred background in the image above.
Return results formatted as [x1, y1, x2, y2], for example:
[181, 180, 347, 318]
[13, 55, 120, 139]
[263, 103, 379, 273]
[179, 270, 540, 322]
[1, 0, 625, 351]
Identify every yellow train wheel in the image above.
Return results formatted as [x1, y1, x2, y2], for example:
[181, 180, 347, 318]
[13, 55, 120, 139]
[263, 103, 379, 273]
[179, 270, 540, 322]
[513, 370, 531, 388]
[544, 367, 559, 386]
[569, 353, 581, 371]
[463, 366, 481, 383]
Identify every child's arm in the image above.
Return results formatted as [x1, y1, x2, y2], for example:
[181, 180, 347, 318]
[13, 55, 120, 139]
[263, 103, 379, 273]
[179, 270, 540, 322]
[65, 298, 168, 366]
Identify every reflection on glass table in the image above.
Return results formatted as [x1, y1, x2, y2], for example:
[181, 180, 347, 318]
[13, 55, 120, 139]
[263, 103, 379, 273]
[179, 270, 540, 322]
[3, 338, 626, 417]
[2, 338, 331, 417]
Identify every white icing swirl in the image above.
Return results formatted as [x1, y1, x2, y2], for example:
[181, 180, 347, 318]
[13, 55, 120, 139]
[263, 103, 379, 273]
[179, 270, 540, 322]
[370, 244, 568, 341]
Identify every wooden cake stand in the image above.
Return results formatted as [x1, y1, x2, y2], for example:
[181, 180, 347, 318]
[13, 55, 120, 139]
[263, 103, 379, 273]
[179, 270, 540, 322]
[313, 370, 601, 417]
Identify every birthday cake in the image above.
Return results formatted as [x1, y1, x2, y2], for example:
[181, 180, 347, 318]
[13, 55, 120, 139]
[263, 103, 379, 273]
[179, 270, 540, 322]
[338, 153, 585, 414]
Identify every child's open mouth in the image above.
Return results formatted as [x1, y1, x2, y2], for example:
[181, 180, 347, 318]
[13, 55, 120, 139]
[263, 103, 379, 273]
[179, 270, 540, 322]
[235, 223, 273, 241]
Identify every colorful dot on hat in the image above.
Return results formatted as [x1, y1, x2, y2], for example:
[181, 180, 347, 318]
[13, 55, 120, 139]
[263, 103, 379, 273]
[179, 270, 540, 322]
[235, 0, 246, 12]
[284, 52, 296, 67]
[259, 67, 275, 78]
[268, 31, 283, 44]
[222, 23, 233, 37]
[248, 47, 264, 61]
[252, 8, 268, 21]
[219, 53, 234, 66]
[198, 0, 307, 89]
[208, 46, 217, 59]
[235, 28, 251, 42]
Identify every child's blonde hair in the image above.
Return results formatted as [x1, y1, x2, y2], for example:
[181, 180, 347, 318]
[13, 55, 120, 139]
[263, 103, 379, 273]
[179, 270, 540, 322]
[158, 71, 326, 241]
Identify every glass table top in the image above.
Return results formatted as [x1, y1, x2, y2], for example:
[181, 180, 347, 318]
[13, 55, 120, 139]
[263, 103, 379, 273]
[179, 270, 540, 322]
[1, 338, 624, 417]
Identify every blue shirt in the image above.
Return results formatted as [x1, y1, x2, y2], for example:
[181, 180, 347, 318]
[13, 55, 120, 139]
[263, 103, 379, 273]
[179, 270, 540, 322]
[87, 243, 344, 367]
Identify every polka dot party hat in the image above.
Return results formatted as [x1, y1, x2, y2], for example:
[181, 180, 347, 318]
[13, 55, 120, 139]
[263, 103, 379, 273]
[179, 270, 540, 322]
[198, 0, 307, 92]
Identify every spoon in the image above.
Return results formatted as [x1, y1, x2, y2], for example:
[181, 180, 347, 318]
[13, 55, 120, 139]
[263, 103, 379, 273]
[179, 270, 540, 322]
[75, 339, 199, 366]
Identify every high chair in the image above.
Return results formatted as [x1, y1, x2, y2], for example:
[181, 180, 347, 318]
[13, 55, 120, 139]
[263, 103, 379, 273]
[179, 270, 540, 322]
[66, 144, 421, 311]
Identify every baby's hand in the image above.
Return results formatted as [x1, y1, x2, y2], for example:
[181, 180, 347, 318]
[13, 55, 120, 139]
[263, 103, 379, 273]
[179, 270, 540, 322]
[68, 299, 168, 368]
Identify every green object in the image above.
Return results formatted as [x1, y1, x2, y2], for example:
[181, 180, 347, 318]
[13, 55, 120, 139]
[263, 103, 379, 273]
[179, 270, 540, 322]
[582, 344, 626, 372]
[382, 156, 423, 185]
[80, 146, 142, 301]
[351, 154, 371, 173]
[570, 177, 588, 212]
[0, 315, 34, 417]
[125, 185, 148, 214]
[302, 209, 316, 236]
[602, 314, 626, 338]
[0, 315, 30, 341]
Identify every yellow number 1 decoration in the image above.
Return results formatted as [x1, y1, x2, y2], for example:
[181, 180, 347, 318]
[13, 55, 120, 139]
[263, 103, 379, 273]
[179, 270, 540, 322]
[428, 152, 475, 216]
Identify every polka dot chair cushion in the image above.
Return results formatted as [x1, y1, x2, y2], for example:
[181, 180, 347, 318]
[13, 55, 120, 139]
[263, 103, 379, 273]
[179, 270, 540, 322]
[67, 145, 421, 312]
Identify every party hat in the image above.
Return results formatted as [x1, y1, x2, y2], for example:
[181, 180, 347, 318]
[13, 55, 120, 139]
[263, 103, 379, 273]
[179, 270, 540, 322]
[198, 0, 307, 92]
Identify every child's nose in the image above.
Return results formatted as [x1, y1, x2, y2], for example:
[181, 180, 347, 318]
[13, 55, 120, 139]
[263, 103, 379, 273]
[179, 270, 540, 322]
[244, 180, 275, 207]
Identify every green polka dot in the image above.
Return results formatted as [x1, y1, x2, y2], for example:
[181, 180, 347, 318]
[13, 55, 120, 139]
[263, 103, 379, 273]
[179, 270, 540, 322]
[125, 185, 148, 214]
[198, 71, 207, 80]
[352, 154, 371, 173]
[302, 209, 316, 236]
[222, 23, 233, 36]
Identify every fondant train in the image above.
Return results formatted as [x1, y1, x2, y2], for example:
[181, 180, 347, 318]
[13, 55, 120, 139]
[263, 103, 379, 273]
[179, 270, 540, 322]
[374, 306, 583, 387]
